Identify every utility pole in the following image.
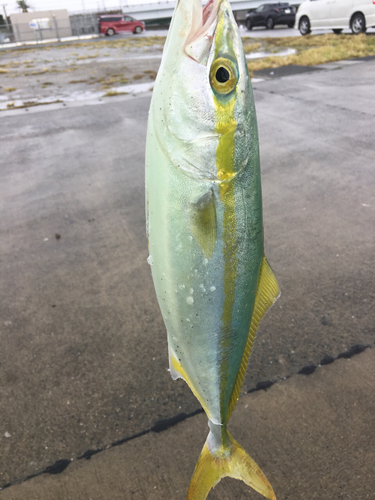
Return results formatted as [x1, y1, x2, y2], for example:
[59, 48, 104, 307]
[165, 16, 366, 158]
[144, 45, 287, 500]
[2, 4, 10, 30]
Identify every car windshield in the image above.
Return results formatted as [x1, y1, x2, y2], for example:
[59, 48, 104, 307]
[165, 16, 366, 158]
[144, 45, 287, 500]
[255, 5, 265, 12]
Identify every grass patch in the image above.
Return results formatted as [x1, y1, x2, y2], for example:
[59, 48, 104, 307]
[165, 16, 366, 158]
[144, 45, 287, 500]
[0, 62, 21, 69]
[133, 74, 144, 80]
[31, 67, 50, 75]
[0, 68, 8, 74]
[100, 75, 129, 89]
[69, 79, 88, 84]
[244, 34, 375, 72]
[41, 82, 54, 88]
[55, 36, 166, 52]
[244, 41, 262, 53]
[76, 53, 99, 60]
[2, 99, 63, 111]
[103, 89, 128, 97]
[4, 87, 17, 92]
[143, 70, 157, 79]
[1, 47, 39, 57]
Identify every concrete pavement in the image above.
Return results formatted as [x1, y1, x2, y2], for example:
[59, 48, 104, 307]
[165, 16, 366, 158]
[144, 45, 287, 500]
[1, 346, 374, 499]
[1, 58, 374, 492]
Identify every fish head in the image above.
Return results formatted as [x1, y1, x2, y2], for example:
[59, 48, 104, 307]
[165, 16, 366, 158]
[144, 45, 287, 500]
[151, 0, 255, 183]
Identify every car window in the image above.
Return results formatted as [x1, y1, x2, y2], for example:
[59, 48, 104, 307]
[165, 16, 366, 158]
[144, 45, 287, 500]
[124, 16, 133, 21]
[255, 5, 265, 12]
[101, 17, 121, 22]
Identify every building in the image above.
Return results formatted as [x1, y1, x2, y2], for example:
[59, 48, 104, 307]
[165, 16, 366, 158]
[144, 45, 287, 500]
[9, 9, 71, 43]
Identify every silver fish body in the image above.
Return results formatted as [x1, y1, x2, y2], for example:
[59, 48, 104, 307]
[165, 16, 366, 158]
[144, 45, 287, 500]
[145, 0, 279, 497]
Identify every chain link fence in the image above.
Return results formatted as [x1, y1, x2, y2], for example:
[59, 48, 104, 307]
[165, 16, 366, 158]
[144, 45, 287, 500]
[0, 13, 104, 47]
[0, 24, 12, 44]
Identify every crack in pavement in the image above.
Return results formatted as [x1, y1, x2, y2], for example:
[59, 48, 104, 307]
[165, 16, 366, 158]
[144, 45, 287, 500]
[1, 343, 372, 492]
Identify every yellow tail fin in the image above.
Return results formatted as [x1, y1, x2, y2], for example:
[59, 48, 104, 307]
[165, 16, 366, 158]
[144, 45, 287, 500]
[187, 427, 276, 500]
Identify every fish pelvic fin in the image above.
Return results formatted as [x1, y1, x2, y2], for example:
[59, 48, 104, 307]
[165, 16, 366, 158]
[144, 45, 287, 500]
[187, 425, 276, 500]
[227, 255, 280, 421]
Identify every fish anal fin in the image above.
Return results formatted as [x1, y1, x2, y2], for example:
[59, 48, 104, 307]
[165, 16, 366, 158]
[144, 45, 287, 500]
[189, 189, 217, 260]
[187, 428, 276, 500]
[227, 256, 280, 420]
[169, 351, 212, 419]
[169, 351, 183, 381]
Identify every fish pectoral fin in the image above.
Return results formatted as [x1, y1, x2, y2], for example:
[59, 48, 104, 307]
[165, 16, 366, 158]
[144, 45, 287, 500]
[187, 428, 276, 500]
[189, 189, 217, 260]
[227, 256, 280, 419]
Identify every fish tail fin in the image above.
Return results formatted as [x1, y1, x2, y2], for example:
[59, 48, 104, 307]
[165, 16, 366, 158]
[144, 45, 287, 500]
[187, 427, 276, 500]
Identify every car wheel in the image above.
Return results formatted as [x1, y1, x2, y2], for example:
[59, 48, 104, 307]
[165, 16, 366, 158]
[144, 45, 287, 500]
[332, 29, 343, 34]
[246, 19, 252, 30]
[350, 13, 366, 34]
[299, 16, 311, 35]
[134, 26, 143, 34]
[288, 22, 294, 28]
[266, 17, 274, 30]
[106, 28, 115, 36]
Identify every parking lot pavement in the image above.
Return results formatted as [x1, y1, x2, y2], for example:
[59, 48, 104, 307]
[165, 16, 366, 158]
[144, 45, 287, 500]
[1, 58, 374, 490]
[129, 26, 302, 38]
[143, 26, 375, 38]
[240, 25, 300, 36]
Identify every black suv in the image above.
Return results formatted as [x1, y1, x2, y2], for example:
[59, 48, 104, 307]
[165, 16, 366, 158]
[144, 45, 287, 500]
[246, 3, 296, 30]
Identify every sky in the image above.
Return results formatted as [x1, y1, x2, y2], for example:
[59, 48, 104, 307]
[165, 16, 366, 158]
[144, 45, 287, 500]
[5, 0, 167, 16]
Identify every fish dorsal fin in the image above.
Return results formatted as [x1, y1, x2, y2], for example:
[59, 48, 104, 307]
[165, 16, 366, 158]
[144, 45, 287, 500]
[227, 256, 280, 421]
[189, 189, 217, 260]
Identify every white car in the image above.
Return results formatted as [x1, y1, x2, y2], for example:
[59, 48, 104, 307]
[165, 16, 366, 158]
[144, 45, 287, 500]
[296, 0, 375, 35]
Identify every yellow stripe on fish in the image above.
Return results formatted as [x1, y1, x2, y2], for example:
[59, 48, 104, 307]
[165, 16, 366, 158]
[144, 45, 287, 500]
[214, 94, 239, 420]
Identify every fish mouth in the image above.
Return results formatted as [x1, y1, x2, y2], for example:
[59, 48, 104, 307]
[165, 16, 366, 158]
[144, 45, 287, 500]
[152, 0, 250, 182]
[182, 0, 222, 64]
[185, 0, 219, 45]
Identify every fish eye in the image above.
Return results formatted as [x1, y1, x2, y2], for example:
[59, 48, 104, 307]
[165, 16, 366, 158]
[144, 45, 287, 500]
[210, 57, 238, 95]
[216, 67, 230, 83]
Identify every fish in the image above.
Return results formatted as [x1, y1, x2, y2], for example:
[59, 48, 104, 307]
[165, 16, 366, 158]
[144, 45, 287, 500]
[145, 0, 280, 498]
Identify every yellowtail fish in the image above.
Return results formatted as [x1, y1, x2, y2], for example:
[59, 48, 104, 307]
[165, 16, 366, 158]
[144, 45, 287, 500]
[145, 0, 280, 497]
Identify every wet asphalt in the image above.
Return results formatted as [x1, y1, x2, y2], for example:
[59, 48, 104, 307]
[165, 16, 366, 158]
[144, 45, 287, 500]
[2, 347, 374, 499]
[0, 57, 374, 489]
